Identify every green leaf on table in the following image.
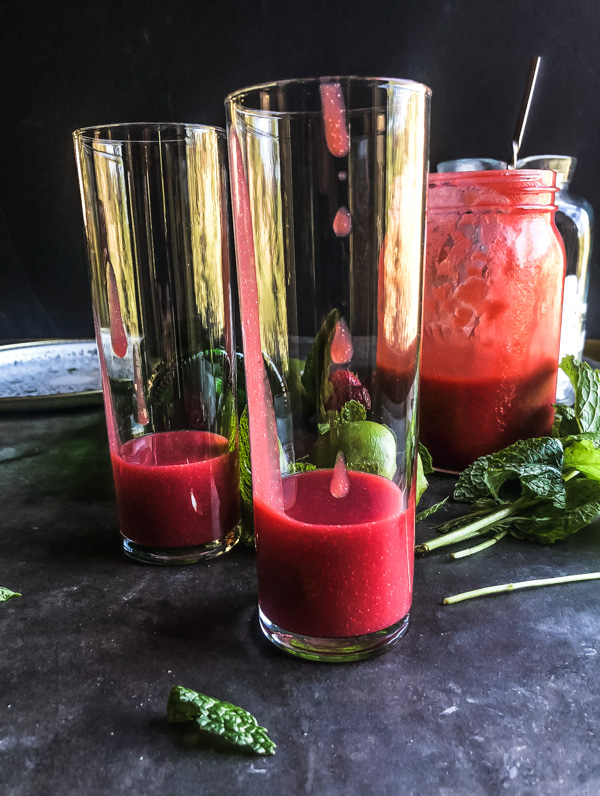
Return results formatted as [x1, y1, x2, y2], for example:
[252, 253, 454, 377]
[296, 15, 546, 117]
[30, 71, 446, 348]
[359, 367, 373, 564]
[0, 587, 21, 603]
[511, 477, 600, 543]
[454, 437, 565, 508]
[563, 438, 600, 481]
[167, 686, 276, 756]
[301, 309, 340, 417]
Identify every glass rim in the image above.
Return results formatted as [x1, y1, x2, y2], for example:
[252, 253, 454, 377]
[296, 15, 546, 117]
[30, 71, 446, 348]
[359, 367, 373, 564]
[72, 121, 226, 145]
[428, 168, 558, 211]
[225, 75, 432, 115]
[429, 168, 557, 188]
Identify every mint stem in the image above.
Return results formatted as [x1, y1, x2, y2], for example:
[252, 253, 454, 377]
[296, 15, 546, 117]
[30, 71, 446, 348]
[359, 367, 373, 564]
[415, 498, 527, 554]
[444, 571, 600, 604]
[450, 529, 508, 559]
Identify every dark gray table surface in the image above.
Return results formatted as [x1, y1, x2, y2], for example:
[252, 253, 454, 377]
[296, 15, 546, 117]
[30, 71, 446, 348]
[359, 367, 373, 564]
[1, 408, 599, 796]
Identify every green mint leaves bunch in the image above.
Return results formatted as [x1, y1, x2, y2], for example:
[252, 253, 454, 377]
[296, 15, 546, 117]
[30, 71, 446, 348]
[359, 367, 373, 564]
[167, 686, 276, 756]
[417, 357, 600, 557]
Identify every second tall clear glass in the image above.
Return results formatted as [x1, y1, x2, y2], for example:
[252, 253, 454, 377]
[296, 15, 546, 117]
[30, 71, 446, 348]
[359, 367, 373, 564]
[74, 123, 239, 564]
[226, 77, 430, 661]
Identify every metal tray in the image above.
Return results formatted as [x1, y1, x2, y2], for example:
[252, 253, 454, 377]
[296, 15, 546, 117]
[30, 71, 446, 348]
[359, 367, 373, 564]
[0, 339, 103, 411]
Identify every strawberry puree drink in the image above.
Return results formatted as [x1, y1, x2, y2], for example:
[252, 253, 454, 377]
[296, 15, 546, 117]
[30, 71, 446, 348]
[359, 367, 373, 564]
[256, 470, 414, 639]
[226, 77, 430, 661]
[111, 431, 239, 550]
[420, 170, 566, 472]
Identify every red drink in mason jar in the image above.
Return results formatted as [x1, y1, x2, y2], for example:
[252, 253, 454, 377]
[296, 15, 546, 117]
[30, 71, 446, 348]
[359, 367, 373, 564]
[420, 170, 566, 472]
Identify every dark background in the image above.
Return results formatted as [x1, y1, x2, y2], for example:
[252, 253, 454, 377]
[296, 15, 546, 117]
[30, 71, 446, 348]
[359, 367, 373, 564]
[1, 0, 599, 341]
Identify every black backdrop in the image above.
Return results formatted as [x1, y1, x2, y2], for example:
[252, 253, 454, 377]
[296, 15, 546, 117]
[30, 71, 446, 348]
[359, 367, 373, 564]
[1, 0, 599, 340]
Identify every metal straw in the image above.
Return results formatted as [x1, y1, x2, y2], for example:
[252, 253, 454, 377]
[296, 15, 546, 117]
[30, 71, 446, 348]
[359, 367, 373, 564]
[509, 56, 542, 169]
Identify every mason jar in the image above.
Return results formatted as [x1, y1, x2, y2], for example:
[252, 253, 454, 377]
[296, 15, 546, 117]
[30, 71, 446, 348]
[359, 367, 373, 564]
[420, 169, 566, 472]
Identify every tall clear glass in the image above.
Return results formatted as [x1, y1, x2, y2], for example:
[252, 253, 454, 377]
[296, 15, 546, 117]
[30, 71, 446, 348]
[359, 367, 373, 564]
[73, 123, 239, 564]
[226, 77, 430, 661]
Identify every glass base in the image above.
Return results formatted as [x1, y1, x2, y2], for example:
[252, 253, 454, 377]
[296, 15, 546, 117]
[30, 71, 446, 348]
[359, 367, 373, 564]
[258, 608, 410, 662]
[121, 526, 239, 565]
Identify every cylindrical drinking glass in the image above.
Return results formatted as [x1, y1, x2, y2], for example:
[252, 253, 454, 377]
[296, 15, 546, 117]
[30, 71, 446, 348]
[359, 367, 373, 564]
[226, 77, 430, 661]
[73, 123, 240, 564]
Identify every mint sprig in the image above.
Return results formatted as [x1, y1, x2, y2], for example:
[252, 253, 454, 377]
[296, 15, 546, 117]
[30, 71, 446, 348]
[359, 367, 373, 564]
[417, 358, 600, 600]
[167, 686, 276, 756]
[301, 309, 340, 417]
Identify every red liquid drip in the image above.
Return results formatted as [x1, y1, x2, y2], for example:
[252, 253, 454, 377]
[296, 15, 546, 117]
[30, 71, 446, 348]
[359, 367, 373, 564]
[330, 318, 354, 365]
[319, 83, 350, 158]
[106, 261, 128, 359]
[330, 452, 350, 498]
[333, 206, 352, 237]
[111, 430, 240, 548]
[255, 470, 414, 638]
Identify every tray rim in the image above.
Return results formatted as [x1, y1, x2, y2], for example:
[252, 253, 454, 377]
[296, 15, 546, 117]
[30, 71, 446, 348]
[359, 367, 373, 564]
[0, 338, 103, 411]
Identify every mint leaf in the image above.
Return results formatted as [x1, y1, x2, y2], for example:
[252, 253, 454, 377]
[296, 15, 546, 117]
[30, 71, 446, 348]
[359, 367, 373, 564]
[552, 403, 579, 438]
[559, 354, 581, 392]
[238, 405, 254, 547]
[453, 457, 490, 503]
[416, 497, 448, 522]
[563, 438, 600, 481]
[288, 461, 316, 473]
[338, 400, 367, 424]
[559, 355, 600, 433]
[418, 443, 434, 475]
[416, 451, 428, 506]
[301, 309, 340, 416]
[0, 587, 21, 602]
[415, 443, 434, 506]
[511, 478, 600, 543]
[167, 686, 276, 756]
[218, 388, 237, 452]
[455, 437, 565, 508]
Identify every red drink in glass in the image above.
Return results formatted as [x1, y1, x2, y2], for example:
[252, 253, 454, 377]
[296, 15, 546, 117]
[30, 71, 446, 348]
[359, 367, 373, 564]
[111, 430, 239, 550]
[226, 76, 429, 660]
[255, 469, 414, 638]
